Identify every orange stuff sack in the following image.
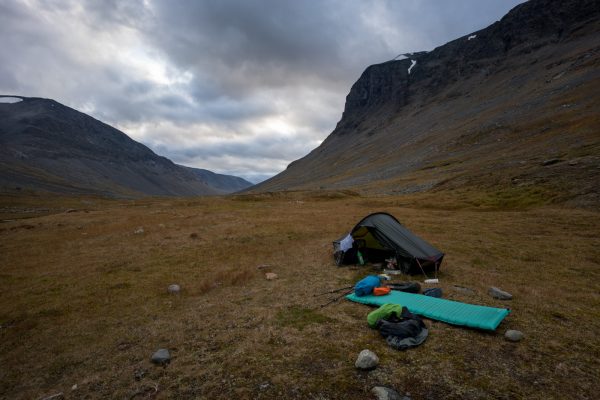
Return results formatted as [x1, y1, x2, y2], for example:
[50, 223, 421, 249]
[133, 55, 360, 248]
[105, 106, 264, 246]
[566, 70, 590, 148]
[373, 287, 391, 296]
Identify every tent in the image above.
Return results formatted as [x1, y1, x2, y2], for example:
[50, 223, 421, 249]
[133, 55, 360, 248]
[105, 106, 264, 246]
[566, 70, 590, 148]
[333, 212, 444, 274]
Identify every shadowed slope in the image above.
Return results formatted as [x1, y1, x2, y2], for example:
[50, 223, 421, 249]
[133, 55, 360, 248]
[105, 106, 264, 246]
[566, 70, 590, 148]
[251, 0, 600, 208]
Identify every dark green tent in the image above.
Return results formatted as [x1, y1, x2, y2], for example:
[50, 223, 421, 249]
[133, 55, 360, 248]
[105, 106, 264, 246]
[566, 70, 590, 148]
[333, 212, 444, 274]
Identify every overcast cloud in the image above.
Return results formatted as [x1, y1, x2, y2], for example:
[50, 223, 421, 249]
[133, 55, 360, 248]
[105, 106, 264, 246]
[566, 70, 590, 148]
[0, 0, 524, 182]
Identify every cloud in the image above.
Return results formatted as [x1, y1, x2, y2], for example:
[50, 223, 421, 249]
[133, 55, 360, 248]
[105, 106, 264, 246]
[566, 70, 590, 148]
[0, 0, 525, 182]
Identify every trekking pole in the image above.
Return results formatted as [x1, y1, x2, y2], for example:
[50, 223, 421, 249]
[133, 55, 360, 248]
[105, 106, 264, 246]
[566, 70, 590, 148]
[318, 288, 354, 308]
[313, 285, 354, 297]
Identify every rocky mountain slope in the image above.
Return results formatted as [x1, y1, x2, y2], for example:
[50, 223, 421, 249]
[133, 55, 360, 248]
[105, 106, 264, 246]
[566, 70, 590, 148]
[0, 97, 253, 196]
[251, 0, 600, 207]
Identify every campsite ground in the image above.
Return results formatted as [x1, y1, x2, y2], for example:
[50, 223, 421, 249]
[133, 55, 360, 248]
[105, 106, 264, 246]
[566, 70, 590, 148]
[1, 191, 599, 399]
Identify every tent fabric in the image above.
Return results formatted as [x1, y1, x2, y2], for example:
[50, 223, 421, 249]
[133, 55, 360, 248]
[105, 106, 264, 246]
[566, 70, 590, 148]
[351, 213, 443, 261]
[346, 290, 510, 331]
[333, 212, 444, 273]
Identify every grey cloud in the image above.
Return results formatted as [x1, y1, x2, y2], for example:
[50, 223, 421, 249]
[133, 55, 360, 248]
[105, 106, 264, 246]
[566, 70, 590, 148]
[1, 0, 525, 180]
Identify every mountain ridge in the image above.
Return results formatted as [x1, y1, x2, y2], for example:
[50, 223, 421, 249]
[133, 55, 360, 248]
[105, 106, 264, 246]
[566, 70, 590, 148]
[0, 96, 253, 197]
[250, 0, 600, 208]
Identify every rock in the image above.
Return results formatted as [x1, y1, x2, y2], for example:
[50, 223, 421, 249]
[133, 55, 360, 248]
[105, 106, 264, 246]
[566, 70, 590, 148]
[65, 209, 77, 213]
[505, 329, 525, 342]
[541, 158, 562, 166]
[134, 227, 144, 234]
[265, 272, 278, 280]
[40, 394, 64, 400]
[71, 384, 78, 391]
[488, 286, 512, 300]
[167, 284, 181, 294]
[371, 386, 405, 400]
[257, 264, 271, 270]
[355, 349, 379, 370]
[151, 348, 171, 365]
[452, 285, 476, 295]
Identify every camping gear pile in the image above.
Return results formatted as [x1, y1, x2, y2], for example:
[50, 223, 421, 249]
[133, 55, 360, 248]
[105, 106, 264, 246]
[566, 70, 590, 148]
[348, 280, 510, 331]
[368, 305, 429, 350]
[353, 275, 429, 350]
[333, 213, 512, 350]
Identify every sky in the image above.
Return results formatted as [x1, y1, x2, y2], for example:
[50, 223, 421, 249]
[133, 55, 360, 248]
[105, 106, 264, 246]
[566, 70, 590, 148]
[0, 0, 525, 183]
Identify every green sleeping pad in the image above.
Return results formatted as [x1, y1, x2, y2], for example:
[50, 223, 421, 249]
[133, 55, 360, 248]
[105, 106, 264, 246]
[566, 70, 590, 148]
[346, 290, 510, 330]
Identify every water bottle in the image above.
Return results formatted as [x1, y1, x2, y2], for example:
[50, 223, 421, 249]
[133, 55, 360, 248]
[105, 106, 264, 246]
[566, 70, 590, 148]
[357, 251, 364, 265]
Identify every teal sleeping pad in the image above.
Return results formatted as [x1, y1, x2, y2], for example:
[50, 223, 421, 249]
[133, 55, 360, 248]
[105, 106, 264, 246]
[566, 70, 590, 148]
[346, 290, 510, 330]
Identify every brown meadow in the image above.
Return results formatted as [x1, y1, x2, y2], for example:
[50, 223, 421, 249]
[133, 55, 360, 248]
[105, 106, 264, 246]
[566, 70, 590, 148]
[1, 191, 599, 399]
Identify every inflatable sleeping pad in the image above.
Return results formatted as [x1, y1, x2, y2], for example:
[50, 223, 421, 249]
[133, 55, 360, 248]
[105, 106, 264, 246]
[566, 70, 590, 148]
[347, 290, 510, 331]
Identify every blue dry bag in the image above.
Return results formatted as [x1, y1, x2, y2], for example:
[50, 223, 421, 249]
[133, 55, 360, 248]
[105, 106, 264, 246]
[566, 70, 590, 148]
[354, 275, 381, 297]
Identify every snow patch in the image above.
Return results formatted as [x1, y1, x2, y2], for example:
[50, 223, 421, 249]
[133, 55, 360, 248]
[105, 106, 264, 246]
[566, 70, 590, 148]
[408, 60, 417, 74]
[393, 54, 408, 61]
[468, 35, 477, 41]
[0, 97, 23, 103]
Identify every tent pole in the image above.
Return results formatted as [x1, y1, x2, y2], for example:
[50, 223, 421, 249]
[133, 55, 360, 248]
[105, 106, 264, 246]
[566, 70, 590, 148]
[415, 258, 429, 280]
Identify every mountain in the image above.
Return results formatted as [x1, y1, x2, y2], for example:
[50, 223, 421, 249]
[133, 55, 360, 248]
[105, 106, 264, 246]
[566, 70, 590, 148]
[184, 166, 255, 193]
[0, 96, 253, 196]
[250, 0, 600, 207]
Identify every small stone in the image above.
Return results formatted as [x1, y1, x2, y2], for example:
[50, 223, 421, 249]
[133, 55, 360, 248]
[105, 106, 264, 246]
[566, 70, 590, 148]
[505, 329, 524, 342]
[488, 286, 512, 300]
[71, 384, 78, 391]
[257, 264, 271, 270]
[134, 368, 147, 381]
[371, 386, 403, 400]
[40, 394, 64, 400]
[134, 227, 144, 234]
[65, 209, 77, 213]
[452, 285, 476, 295]
[265, 272, 278, 280]
[151, 348, 170, 365]
[258, 382, 270, 391]
[355, 349, 379, 370]
[167, 284, 181, 294]
[541, 158, 562, 166]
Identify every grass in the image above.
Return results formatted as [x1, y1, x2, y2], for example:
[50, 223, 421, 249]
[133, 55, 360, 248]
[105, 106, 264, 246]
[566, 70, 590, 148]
[0, 192, 599, 399]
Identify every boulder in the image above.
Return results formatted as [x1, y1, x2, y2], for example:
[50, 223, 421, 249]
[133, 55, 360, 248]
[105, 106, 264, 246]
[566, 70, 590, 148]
[355, 349, 379, 370]
[265, 272, 278, 280]
[488, 286, 512, 300]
